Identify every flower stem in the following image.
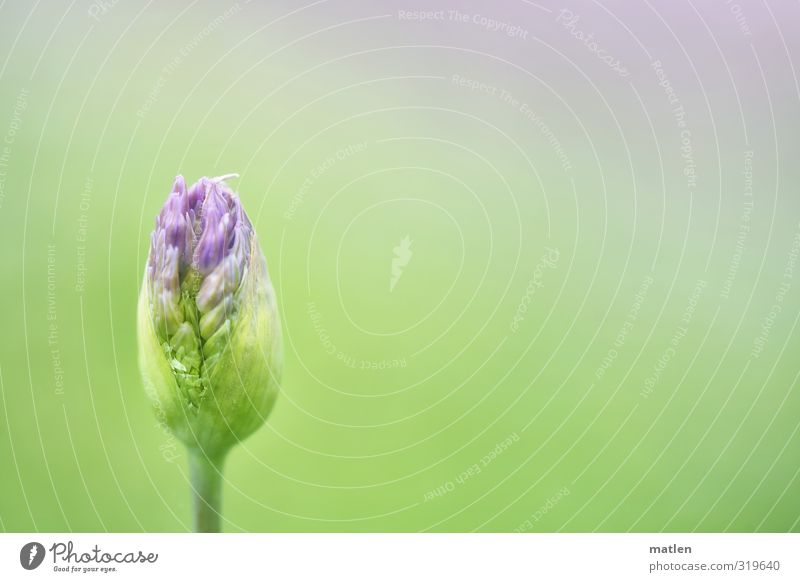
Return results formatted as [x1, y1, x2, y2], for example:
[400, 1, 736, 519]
[188, 449, 226, 533]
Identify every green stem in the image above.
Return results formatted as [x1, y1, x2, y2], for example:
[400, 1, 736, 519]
[188, 449, 226, 533]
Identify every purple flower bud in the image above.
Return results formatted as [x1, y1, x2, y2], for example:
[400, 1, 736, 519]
[139, 174, 282, 533]
[138, 173, 282, 462]
[146, 175, 252, 340]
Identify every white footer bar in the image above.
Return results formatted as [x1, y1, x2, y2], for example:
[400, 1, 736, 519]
[1, 533, 797, 581]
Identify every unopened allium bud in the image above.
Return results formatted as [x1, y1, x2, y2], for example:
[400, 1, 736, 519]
[138, 175, 282, 524]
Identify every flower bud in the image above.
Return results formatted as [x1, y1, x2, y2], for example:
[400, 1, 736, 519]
[138, 175, 282, 459]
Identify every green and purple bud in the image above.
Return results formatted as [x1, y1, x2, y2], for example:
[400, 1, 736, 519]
[138, 175, 282, 460]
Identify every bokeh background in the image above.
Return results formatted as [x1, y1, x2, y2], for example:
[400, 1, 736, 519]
[1, 0, 799, 532]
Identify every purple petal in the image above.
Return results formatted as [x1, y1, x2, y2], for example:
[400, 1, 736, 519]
[147, 174, 253, 340]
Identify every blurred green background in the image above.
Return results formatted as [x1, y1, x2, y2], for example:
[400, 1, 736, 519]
[1, 0, 799, 532]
